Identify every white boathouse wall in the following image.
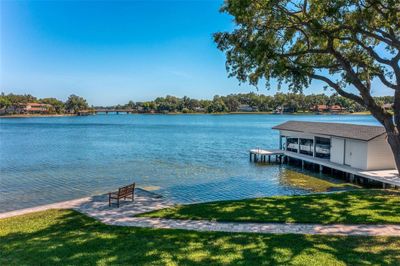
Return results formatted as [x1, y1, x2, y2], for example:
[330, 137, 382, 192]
[343, 139, 368, 170]
[278, 130, 395, 171]
[367, 135, 396, 170]
[330, 138, 345, 165]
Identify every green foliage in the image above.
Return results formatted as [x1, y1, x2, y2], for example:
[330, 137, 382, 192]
[215, 0, 399, 89]
[182, 107, 190, 113]
[1, 209, 399, 265]
[207, 96, 228, 113]
[140, 190, 400, 224]
[65, 94, 89, 113]
[0, 96, 12, 109]
[0, 93, 37, 105]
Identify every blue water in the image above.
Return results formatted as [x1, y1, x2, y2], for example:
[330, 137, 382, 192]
[0, 114, 379, 212]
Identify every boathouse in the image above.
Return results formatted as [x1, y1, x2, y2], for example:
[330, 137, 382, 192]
[248, 121, 399, 188]
[272, 121, 395, 170]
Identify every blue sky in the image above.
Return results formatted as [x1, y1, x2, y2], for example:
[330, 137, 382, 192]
[0, 0, 392, 105]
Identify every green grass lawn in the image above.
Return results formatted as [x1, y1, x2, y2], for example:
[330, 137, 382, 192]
[139, 190, 400, 224]
[1, 209, 399, 265]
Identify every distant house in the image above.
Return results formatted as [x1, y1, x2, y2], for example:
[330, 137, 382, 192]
[273, 121, 396, 170]
[0, 105, 24, 114]
[329, 105, 345, 113]
[274, 106, 295, 114]
[283, 106, 296, 113]
[19, 103, 52, 114]
[312, 104, 329, 112]
[1, 104, 25, 114]
[274, 106, 283, 114]
[311, 104, 345, 113]
[194, 107, 205, 113]
[238, 104, 254, 112]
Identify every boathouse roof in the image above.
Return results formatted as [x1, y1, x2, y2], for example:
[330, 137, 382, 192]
[272, 121, 386, 141]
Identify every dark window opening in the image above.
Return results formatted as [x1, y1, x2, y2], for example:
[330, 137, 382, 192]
[315, 137, 331, 159]
[286, 138, 298, 153]
[300, 138, 313, 156]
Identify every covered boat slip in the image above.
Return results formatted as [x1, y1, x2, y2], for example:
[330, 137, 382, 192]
[250, 121, 399, 188]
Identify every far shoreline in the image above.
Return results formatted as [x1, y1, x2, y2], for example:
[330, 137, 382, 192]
[0, 114, 77, 119]
[0, 111, 372, 118]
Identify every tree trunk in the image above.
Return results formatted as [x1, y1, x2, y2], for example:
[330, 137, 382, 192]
[367, 102, 400, 174]
[386, 125, 400, 172]
[387, 89, 400, 173]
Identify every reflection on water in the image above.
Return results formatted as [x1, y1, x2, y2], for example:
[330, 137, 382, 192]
[278, 166, 359, 193]
[0, 114, 378, 211]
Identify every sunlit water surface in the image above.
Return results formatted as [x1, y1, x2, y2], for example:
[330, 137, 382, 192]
[0, 114, 379, 212]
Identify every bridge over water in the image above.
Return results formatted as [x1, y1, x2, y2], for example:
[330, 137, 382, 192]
[77, 109, 136, 115]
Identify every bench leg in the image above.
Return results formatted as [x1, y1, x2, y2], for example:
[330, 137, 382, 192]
[132, 191, 134, 201]
[108, 193, 111, 207]
[117, 198, 120, 208]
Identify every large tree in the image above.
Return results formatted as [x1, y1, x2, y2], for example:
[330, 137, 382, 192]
[65, 94, 89, 113]
[214, 0, 400, 171]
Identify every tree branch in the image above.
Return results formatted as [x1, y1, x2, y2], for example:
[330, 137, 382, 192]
[391, 51, 400, 87]
[309, 73, 365, 105]
[375, 71, 397, 89]
[352, 38, 392, 65]
[280, 49, 329, 57]
[359, 28, 400, 49]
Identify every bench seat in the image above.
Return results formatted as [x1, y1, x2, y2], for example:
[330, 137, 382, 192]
[108, 183, 135, 207]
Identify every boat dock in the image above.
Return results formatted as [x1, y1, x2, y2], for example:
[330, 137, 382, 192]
[249, 148, 400, 188]
[249, 149, 284, 163]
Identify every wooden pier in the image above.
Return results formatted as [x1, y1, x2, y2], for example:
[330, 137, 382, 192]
[249, 148, 400, 188]
[249, 149, 284, 163]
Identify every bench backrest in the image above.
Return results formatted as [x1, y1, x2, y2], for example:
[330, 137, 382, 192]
[118, 183, 135, 197]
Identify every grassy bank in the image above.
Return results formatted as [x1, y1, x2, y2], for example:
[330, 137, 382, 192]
[1, 209, 399, 265]
[351, 111, 372, 115]
[140, 190, 400, 224]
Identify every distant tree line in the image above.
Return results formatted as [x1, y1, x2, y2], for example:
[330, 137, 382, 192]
[0, 92, 393, 115]
[101, 93, 393, 114]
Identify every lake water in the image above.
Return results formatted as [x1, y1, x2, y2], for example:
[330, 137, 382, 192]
[0, 114, 379, 212]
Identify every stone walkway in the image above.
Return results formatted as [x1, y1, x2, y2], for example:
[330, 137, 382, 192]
[1, 189, 400, 236]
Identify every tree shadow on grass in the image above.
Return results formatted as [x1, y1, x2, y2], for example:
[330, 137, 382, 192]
[140, 190, 400, 225]
[1, 209, 400, 265]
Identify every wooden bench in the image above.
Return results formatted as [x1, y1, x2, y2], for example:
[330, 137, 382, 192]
[108, 183, 135, 207]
